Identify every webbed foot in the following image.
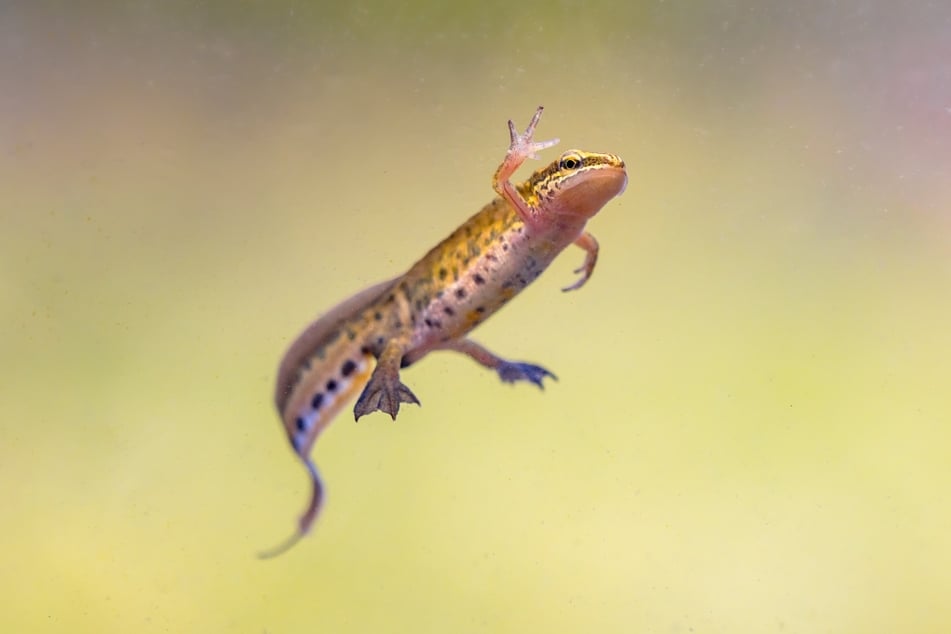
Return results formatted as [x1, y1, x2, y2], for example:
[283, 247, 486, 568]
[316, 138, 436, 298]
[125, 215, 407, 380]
[497, 361, 557, 389]
[353, 373, 420, 421]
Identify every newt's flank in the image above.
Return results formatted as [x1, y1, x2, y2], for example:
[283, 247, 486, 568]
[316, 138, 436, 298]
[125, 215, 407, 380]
[262, 107, 627, 557]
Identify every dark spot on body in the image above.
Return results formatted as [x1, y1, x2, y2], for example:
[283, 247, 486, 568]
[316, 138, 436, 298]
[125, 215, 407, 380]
[374, 311, 383, 321]
[455, 288, 466, 299]
[424, 318, 433, 328]
[438, 268, 447, 280]
[326, 379, 338, 392]
[473, 274, 486, 285]
[502, 243, 509, 251]
[385, 294, 396, 304]
[346, 329, 356, 341]
[443, 306, 455, 316]
[296, 416, 306, 432]
[486, 252, 498, 262]
[312, 393, 324, 409]
[364, 339, 385, 358]
[475, 306, 486, 314]
[341, 360, 356, 377]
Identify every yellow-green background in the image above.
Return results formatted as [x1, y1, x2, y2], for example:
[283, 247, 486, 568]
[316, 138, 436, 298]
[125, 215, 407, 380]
[3, 2, 949, 632]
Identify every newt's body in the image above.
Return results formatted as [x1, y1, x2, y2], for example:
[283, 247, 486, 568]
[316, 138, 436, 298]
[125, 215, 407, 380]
[262, 107, 626, 557]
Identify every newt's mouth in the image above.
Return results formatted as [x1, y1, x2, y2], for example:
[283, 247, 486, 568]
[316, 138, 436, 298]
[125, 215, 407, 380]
[617, 171, 629, 196]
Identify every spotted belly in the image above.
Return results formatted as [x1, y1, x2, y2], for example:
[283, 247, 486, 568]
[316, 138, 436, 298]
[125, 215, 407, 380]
[283, 348, 375, 456]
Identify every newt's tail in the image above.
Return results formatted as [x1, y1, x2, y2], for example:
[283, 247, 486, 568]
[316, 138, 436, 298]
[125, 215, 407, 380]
[262, 277, 397, 558]
[258, 458, 323, 559]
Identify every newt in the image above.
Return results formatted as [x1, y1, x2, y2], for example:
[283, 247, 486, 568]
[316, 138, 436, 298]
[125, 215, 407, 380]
[261, 106, 627, 557]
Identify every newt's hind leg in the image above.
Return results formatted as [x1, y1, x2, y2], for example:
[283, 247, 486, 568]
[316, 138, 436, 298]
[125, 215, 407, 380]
[354, 339, 420, 420]
[440, 338, 557, 389]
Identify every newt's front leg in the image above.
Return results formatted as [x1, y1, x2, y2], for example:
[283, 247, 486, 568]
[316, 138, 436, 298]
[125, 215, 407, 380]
[353, 338, 420, 420]
[562, 231, 599, 292]
[492, 106, 559, 225]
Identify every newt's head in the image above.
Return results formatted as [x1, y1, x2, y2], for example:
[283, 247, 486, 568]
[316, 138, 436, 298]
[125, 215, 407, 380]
[522, 150, 627, 220]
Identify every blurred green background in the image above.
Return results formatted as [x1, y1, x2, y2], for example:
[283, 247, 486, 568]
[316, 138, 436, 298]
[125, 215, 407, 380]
[3, 1, 950, 632]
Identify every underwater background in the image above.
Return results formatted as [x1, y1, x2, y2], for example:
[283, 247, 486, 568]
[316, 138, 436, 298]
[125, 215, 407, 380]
[3, 1, 950, 632]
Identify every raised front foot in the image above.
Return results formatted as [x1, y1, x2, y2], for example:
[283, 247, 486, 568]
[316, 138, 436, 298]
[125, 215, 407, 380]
[492, 106, 560, 218]
[497, 361, 557, 389]
[353, 372, 420, 421]
[504, 106, 560, 164]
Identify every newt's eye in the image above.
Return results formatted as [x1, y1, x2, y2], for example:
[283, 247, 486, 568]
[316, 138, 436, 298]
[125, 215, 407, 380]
[559, 154, 583, 171]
